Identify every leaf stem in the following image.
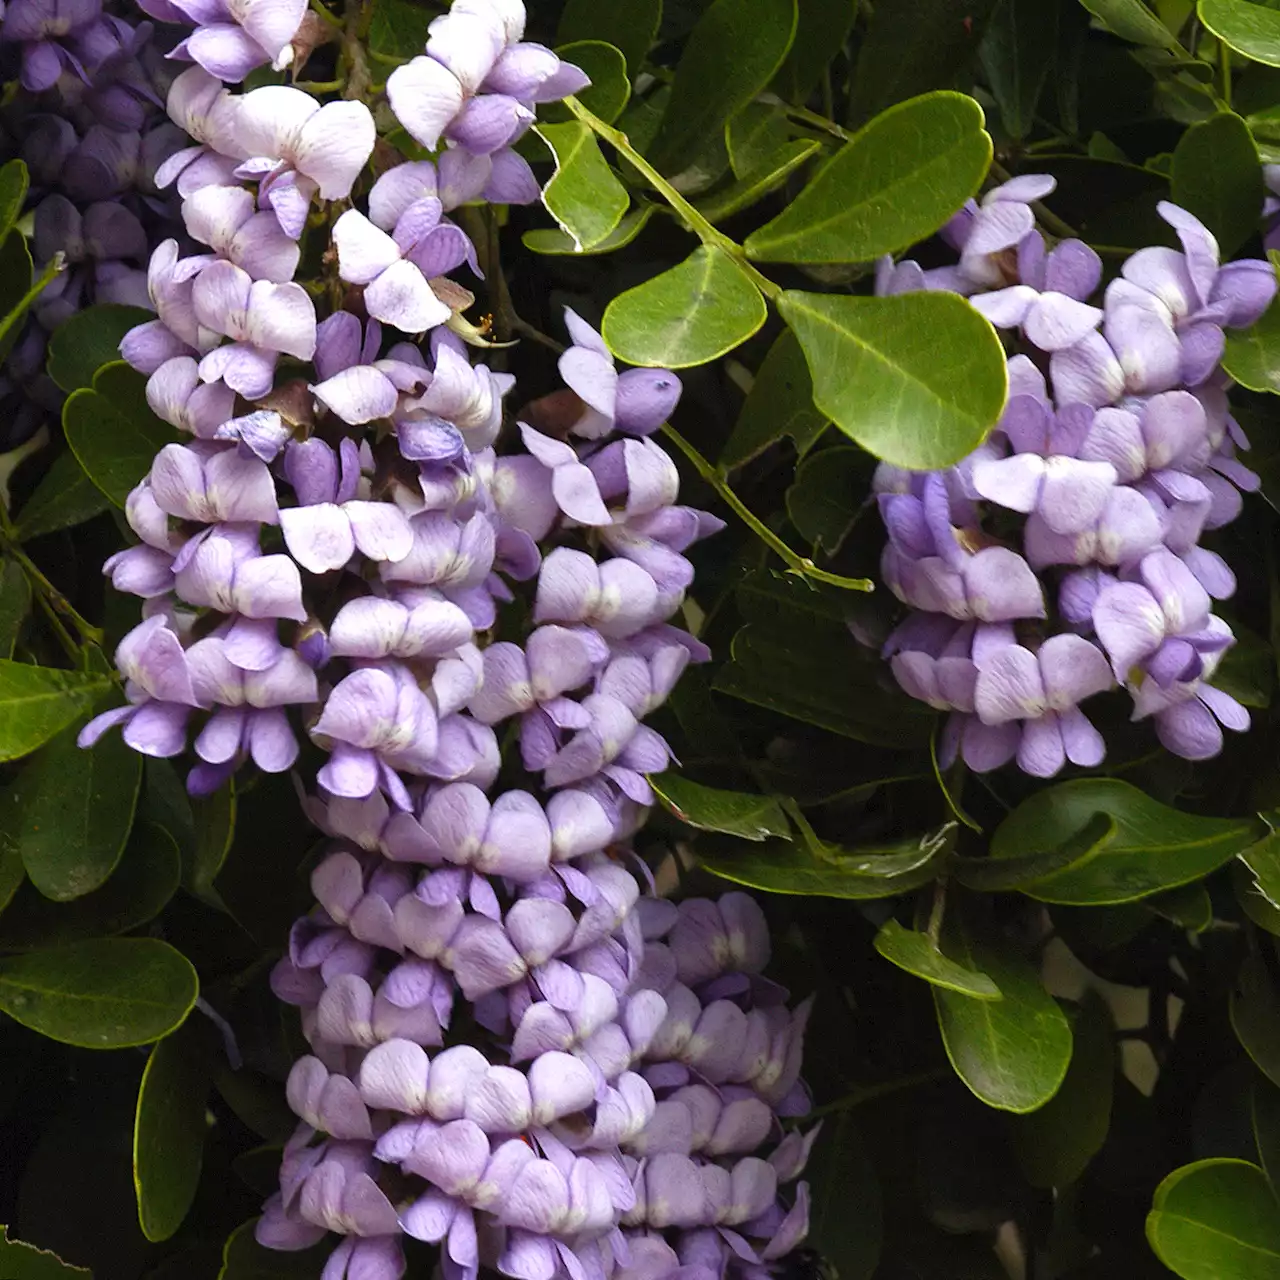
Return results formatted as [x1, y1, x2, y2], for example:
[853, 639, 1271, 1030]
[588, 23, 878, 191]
[0, 254, 65, 352]
[660, 424, 872, 591]
[0, 510, 103, 648]
[563, 96, 783, 302]
[760, 94, 853, 143]
[308, 0, 343, 29]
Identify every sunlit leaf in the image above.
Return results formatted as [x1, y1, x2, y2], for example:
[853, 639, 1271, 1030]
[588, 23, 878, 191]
[1200, 0, 1280, 67]
[535, 122, 630, 252]
[874, 920, 1002, 999]
[0, 663, 113, 764]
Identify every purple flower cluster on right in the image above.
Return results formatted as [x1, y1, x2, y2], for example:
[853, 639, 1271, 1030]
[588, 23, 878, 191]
[875, 177, 1277, 775]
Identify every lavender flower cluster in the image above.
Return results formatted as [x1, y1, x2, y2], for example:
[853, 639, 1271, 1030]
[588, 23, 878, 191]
[69, 0, 815, 1277]
[874, 176, 1277, 776]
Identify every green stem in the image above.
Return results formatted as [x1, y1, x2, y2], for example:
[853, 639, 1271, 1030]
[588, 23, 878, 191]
[1220, 38, 1233, 106]
[308, 0, 343, 28]
[0, 516, 103, 648]
[768, 96, 852, 143]
[294, 78, 344, 92]
[925, 877, 947, 946]
[0, 255, 65, 353]
[805, 1067, 949, 1118]
[989, 160, 1080, 241]
[661, 424, 873, 591]
[563, 96, 783, 302]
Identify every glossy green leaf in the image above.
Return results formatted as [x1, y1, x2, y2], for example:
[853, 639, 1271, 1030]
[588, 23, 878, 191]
[556, 0, 660, 73]
[952, 813, 1117, 892]
[535, 122, 630, 252]
[63, 362, 180, 507]
[0, 663, 112, 764]
[1011, 993, 1114, 1187]
[1082, 0, 1182, 50]
[785, 445, 867, 553]
[47, 305, 152, 394]
[1200, 0, 1280, 67]
[0, 159, 30, 243]
[14, 452, 112, 542]
[726, 102, 790, 178]
[140, 758, 197, 865]
[218, 1220, 331, 1279]
[184, 781, 236, 904]
[602, 246, 767, 368]
[647, 0, 797, 173]
[804, 1114, 882, 1280]
[546, 42, 630, 124]
[979, 0, 1061, 138]
[9, 703, 142, 902]
[933, 931, 1073, 1113]
[0, 822, 179, 951]
[133, 1021, 213, 1241]
[848, 0, 1000, 120]
[989, 780, 1261, 904]
[650, 772, 790, 841]
[0, 559, 30, 659]
[522, 204, 655, 256]
[874, 920, 1002, 999]
[0, 937, 197, 1049]
[702, 835, 940, 899]
[746, 92, 991, 263]
[1147, 1158, 1280, 1278]
[695, 138, 820, 223]
[721, 329, 827, 469]
[1171, 112, 1262, 258]
[0, 1227, 90, 1278]
[779, 290, 1007, 469]
[367, 0, 432, 59]
[1232, 952, 1280, 1089]
[771, 0, 858, 103]
[1236, 855, 1280, 935]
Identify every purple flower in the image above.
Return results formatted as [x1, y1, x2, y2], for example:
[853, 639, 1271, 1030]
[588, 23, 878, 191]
[180, 183, 301, 282]
[534, 549, 664, 639]
[148, 440, 280, 525]
[310, 313, 430, 426]
[174, 524, 308, 620]
[163, 0, 306, 81]
[145, 356, 236, 437]
[397, 335, 514, 454]
[2, 0, 102, 92]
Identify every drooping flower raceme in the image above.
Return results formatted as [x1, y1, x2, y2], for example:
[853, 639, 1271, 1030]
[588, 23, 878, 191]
[874, 182, 1272, 776]
[78, 3, 815, 1279]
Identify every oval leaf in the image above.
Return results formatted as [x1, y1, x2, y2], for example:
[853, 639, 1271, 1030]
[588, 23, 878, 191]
[989, 779, 1261, 905]
[603, 246, 767, 368]
[64, 362, 180, 507]
[0, 662, 112, 764]
[745, 91, 991, 263]
[1082, 0, 1182, 50]
[1147, 1158, 1280, 1278]
[556, 0, 660, 74]
[1200, 0, 1280, 67]
[15, 452, 113, 543]
[0, 937, 198, 1049]
[874, 919, 1001, 999]
[1232, 951, 1280, 1090]
[47, 305, 153, 394]
[721, 328, 828, 469]
[1171, 112, 1262, 259]
[546, 42, 630, 124]
[647, 0, 798, 173]
[650, 773, 791, 841]
[0, 1228, 89, 1279]
[134, 1021, 213, 1242]
[535, 121, 630, 252]
[779, 290, 1008, 469]
[695, 138, 820, 224]
[933, 932, 1073, 1113]
[953, 812, 1116, 892]
[522, 204, 655, 256]
[0, 560, 30, 659]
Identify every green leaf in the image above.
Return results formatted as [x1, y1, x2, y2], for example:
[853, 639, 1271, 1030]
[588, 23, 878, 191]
[0, 822, 179, 951]
[14, 452, 112, 542]
[218, 1220, 331, 1280]
[1171, 112, 1263, 258]
[47, 305, 152, 394]
[1252, 1078, 1280, 1195]
[952, 813, 1117, 892]
[0, 159, 30, 243]
[8, 702, 142, 902]
[0, 663, 112, 764]
[367, 0, 432, 59]
[649, 772, 791, 840]
[647, 0, 797, 173]
[133, 1021, 213, 1242]
[1082, 0, 1183, 50]
[557, 0, 661, 74]
[979, 0, 1061, 138]
[1147, 1158, 1280, 1278]
[989, 779, 1261, 905]
[0, 937, 197, 1049]
[63, 362, 180, 507]
[694, 138, 820, 223]
[702, 833, 940, 899]
[848, 0, 1000, 121]
[1232, 951, 1280, 1089]
[0, 1227, 90, 1279]
[602, 246, 767, 367]
[1010, 993, 1114, 1187]
[0, 232, 34, 365]
[726, 102, 790, 178]
[874, 919, 1002, 999]
[547, 42, 630, 124]
[1146, 882, 1213, 932]
[745, 92, 991, 264]
[1224, 265, 1280, 393]
[721, 328, 827, 469]
[1236, 855, 1280, 934]
[0, 559, 30, 659]
[804, 1114, 882, 1280]
[535, 121, 630, 252]
[779, 290, 1008, 469]
[785, 445, 867, 553]
[522, 204, 655, 256]
[1200, 0, 1280, 67]
[184, 781, 236, 903]
[140, 759, 197, 864]
[933, 930, 1073, 1113]
[771, 0, 858, 103]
